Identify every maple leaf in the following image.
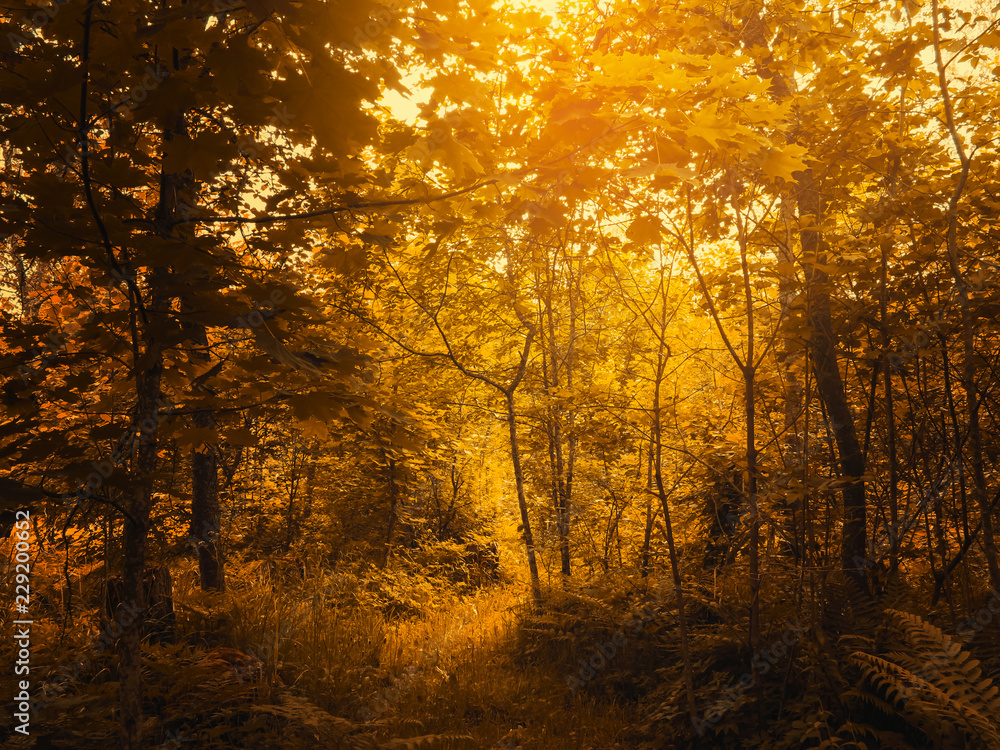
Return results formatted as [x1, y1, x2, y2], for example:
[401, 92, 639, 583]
[758, 143, 810, 182]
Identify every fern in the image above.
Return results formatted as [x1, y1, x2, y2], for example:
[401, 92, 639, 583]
[822, 571, 881, 634]
[850, 609, 1000, 749]
[378, 734, 476, 749]
[252, 692, 358, 735]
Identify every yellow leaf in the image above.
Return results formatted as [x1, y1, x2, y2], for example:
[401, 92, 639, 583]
[626, 215, 662, 245]
[296, 417, 328, 440]
[177, 426, 219, 450]
[623, 162, 697, 183]
[548, 99, 602, 125]
[759, 143, 809, 181]
[688, 106, 743, 149]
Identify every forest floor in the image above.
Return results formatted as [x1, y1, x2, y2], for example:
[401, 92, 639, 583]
[1, 554, 649, 749]
[172, 556, 650, 749]
[351, 583, 636, 749]
[6, 551, 1000, 748]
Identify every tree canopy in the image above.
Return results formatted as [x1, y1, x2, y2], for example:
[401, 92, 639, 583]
[3, 0, 1000, 747]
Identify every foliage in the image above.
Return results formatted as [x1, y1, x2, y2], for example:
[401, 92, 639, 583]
[3, 0, 1000, 746]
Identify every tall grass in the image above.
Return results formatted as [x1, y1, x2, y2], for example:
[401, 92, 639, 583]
[171, 557, 637, 748]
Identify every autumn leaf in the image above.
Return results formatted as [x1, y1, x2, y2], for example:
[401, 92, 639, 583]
[626, 215, 662, 245]
[758, 142, 810, 182]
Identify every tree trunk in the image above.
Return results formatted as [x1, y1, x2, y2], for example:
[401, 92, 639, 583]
[740, 4, 867, 591]
[115, 7, 193, 725]
[777, 196, 804, 562]
[880, 237, 899, 579]
[382, 453, 398, 569]
[191, 428, 224, 591]
[118, 295, 166, 750]
[562, 259, 579, 578]
[640, 431, 655, 577]
[540, 259, 574, 579]
[284, 440, 300, 552]
[185, 311, 225, 592]
[651, 325, 697, 726]
[730, 194, 762, 651]
[302, 450, 317, 521]
[798, 171, 867, 589]
[507, 392, 543, 611]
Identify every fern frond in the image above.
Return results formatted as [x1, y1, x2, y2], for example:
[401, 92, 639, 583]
[852, 650, 1000, 746]
[877, 575, 912, 611]
[837, 634, 876, 653]
[887, 609, 1000, 718]
[251, 693, 359, 739]
[378, 733, 476, 749]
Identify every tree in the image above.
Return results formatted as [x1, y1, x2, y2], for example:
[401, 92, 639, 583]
[1, 0, 418, 743]
[5, 0, 1000, 743]
[356, 228, 545, 610]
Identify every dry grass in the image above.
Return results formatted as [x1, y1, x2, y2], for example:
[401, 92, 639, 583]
[171, 557, 638, 748]
[0, 548, 639, 748]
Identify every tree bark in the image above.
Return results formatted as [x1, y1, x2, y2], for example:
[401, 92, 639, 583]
[302, 451, 317, 521]
[740, 3, 867, 591]
[730, 192, 762, 651]
[507, 392, 543, 610]
[118, 260, 170, 749]
[284, 440, 301, 553]
[116, 17, 194, 735]
[382, 452, 398, 569]
[880, 237, 899, 579]
[777, 196, 804, 562]
[539, 256, 574, 579]
[185, 313, 225, 592]
[640, 431, 655, 577]
[797, 171, 868, 589]
[651, 314, 697, 726]
[191, 424, 224, 591]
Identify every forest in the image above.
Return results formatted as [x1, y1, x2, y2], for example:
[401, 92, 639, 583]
[2, 0, 1000, 747]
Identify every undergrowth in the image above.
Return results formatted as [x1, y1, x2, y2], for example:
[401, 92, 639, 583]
[4, 551, 1000, 750]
